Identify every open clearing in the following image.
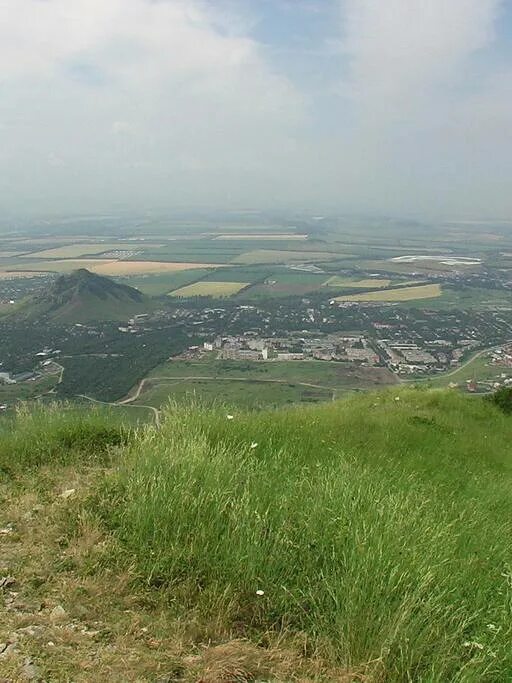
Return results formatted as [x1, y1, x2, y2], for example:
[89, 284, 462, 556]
[233, 249, 341, 265]
[20, 244, 134, 259]
[334, 283, 442, 302]
[324, 276, 391, 288]
[130, 357, 398, 409]
[169, 281, 249, 297]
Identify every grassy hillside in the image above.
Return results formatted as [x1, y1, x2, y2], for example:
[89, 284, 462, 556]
[1, 390, 512, 681]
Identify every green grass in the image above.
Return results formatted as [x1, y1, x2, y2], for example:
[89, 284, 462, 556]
[140, 357, 397, 409]
[0, 403, 130, 476]
[101, 388, 512, 681]
[135, 377, 333, 409]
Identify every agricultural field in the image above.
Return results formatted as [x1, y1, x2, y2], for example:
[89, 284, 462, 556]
[19, 243, 135, 259]
[334, 283, 443, 302]
[233, 249, 342, 265]
[242, 271, 327, 298]
[8, 259, 223, 276]
[214, 233, 308, 240]
[324, 276, 391, 288]
[169, 281, 249, 298]
[113, 269, 211, 296]
[359, 258, 482, 275]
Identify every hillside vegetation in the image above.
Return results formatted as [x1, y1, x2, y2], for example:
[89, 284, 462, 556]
[12, 268, 149, 322]
[1, 390, 512, 681]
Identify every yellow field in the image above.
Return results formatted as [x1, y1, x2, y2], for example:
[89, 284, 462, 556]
[215, 234, 307, 240]
[334, 284, 442, 302]
[20, 244, 137, 259]
[324, 277, 391, 288]
[11, 259, 114, 273]
[169, 281, 249, 297]
[234, 250, 339, 265]
[90, 261, 224, 276]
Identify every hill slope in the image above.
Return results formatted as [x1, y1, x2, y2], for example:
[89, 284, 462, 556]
[1, 388, 512, 681]
[14, 268, 149, 321]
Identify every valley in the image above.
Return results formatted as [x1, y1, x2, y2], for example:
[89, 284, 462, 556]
[1, 213, 512, 414]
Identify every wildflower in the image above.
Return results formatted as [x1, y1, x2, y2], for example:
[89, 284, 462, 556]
[250, 442, 258, 449]
[487, 623, 499, 632]
[226, 414, 234, 420]
[394, 396, 400, 402]
[256, 589, 265, 596]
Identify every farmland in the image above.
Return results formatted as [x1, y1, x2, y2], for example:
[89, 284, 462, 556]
[169, 281, 249, 298]
[334, 283, 443, 302]
[324, 276, 391, 288]
[233, 249, 342, 265]
[19, 243, 135, 259]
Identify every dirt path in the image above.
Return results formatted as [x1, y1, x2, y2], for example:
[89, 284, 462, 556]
[77, 394, 161, 428]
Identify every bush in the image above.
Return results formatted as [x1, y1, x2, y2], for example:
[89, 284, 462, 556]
[487, 385, 512, 414]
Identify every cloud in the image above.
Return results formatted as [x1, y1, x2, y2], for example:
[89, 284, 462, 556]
[0, 0, 304, 210]
[330, 0, 511, 216]
[0, 0, 511, 217]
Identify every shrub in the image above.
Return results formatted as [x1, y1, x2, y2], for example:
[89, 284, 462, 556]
[487, 385, 512, 414]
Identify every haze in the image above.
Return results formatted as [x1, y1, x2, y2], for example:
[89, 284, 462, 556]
[1, 0, 511, 218]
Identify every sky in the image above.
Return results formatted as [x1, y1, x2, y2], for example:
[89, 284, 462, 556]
[1, 0, 512, 218]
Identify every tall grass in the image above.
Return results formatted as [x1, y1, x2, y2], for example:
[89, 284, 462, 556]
[0, 403, 130, 477]
[102, 389, 512, 681]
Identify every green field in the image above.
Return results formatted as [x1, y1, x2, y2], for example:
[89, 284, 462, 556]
[243, 271, 328, 298]
[135, 357, 397, 409]
[233, 249, 343, 265]
[114, 269, 211, 295]
[137, 377, 333, 409]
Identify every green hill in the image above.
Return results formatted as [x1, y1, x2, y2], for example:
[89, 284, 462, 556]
[13, 268, 150, 322]
[1, 389, 512, 681]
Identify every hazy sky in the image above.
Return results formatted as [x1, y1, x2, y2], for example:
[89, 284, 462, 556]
[1, 0, 512, 217]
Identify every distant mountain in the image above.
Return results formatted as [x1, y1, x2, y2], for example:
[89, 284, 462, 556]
[15, 268, 149, 322]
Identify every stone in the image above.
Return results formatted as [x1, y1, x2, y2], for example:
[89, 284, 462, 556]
[49, 605, 67, 623]
[59, 488, 76, 499]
